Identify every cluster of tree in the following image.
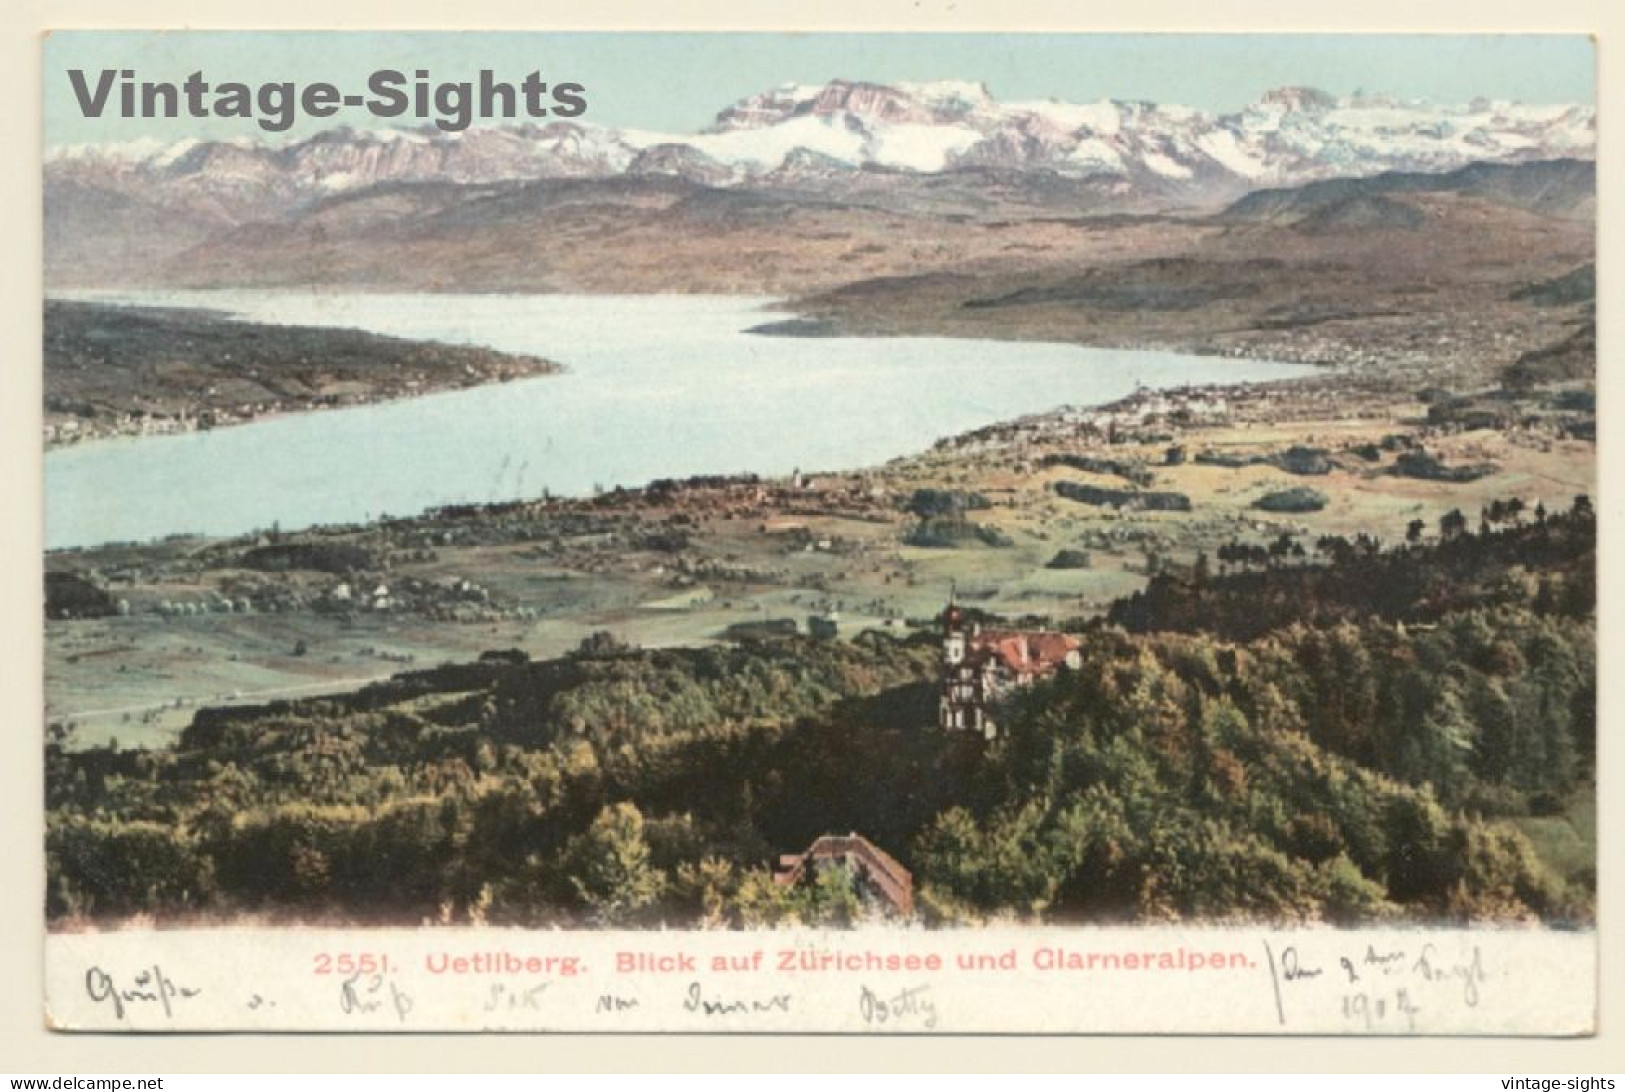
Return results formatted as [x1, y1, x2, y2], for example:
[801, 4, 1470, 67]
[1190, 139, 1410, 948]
[1252, 487, 1328, 513]
[1039, 454, 1155, 487]
[237, 541, 376, 574]
[1046, 549, 1093, 571]
[45, 571, 119, 620]
[1211, 534, 1307, 574]
[904, 517, 1012, 549]
[1389, 450, 1497, 483]
[1114, 496, 1593, 643]
[1193, 445, 1334, 476]
[46, 505, 1594, 929]
[903, 489, 992, 518]
[1053, 482, 1192, 512]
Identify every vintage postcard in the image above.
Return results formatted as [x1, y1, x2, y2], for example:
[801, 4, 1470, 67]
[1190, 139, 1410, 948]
[41, 30, 1597, 1034]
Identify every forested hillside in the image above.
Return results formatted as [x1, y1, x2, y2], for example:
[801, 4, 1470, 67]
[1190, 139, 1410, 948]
[47, 500, 1595, 928]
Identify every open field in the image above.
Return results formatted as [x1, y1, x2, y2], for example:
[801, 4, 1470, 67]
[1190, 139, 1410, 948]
[47, 371, 1595, 752]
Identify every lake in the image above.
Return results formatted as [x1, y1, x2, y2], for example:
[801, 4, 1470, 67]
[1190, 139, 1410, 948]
[45, 291, 1313, 550]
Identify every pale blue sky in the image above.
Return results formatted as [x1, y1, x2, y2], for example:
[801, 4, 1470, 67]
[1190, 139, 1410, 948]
[44, 32, 1595, 146]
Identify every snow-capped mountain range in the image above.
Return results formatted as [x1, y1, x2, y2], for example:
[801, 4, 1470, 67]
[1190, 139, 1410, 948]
[48, 79, 1594, 217]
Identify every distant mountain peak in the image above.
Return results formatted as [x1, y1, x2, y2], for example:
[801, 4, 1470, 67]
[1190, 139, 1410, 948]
[1258, 85, 1337, 112]
[46, 79, 1595, 226]
[894, 79, 997, 109]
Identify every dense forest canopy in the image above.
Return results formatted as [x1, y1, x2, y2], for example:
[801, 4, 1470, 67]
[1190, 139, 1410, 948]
[47, 500, 1595, 928]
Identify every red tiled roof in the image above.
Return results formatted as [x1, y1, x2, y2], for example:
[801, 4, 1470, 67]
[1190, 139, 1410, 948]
[772, 833, 913, 917]
[969, 630, 1081, 675]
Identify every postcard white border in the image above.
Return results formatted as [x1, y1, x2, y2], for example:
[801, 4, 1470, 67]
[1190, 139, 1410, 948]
[6, 0, 1620, 1073]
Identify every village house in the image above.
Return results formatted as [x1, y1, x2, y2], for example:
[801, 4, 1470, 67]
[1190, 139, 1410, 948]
[773, 833, 914, 918]
[938, 603, 1082, 740]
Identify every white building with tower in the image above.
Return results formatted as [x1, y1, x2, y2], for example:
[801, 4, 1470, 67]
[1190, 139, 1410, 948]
[938, 602, 1083, 740]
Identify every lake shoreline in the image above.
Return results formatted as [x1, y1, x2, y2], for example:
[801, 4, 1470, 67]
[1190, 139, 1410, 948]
[45, 291, 1315, 551]
[46, 367, 560, 452]
[45, 360, 1594, 755]
[47, 288, 1353, 453]
[44, 297, 563, 450]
